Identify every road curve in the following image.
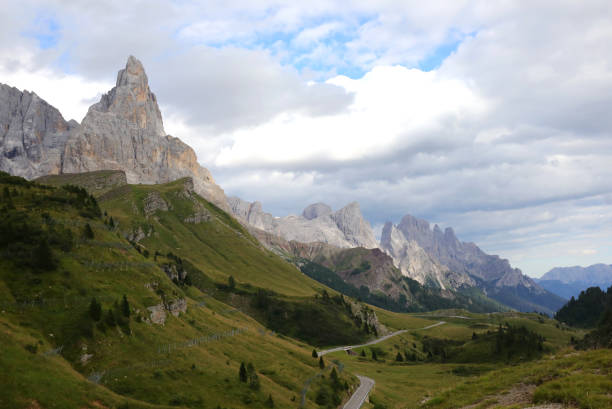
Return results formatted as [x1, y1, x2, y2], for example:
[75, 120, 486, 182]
[317, 321, 445, 356]
[343, 375, 375, 409]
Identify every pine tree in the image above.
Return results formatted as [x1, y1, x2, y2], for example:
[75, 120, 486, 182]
[266, 394, 274, 408]
[83, 223, 94, 239]
[247, 362, 260, 390]
[319, 356, 325, 369]
[228, 275, 236, 290]
[371, 349, 377, 361]
[121, 295, 130, 317]
[89, 297, 102, 321]
[395, 352, 404, 362]
[312, 349, 318, 358]
[239, 362, 247, 382]
[34, 238, 55, 271]
[360, 349, 366, 357]
[109, 217, 115, 228]
[105, 309, 116, 326]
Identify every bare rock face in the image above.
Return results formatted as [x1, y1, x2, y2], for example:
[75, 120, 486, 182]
[0, 56, 228, 211]
[380, 222, 473, 290]
[302, 203, 332, 220]
[381, 213, 565, 314]
[143, 191, 169, 216]
[228, 197, 378, 249]
[394, 214, 533, 286]
[62, 56, 229, 211]
[0, 84, 76, 178]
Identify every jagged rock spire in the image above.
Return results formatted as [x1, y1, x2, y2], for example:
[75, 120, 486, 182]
[89, 55, 165, 136]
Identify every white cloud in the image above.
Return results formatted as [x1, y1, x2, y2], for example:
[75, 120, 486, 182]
[215, 66, 486, 166]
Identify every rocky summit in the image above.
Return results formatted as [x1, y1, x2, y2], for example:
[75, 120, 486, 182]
[0, 56, 228, 211]
[228, 197, 378, 249]
[381, 214, 566, 314]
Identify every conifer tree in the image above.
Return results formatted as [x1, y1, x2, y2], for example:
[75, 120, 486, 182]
[319, 356, 325, 369]
[239, 362, 247, 382]
[228, 275, 236, 290]
[312, 349, 318, 358]
[121, 295, 130, 317]
[34, 239, 55, 271]
[89, 297, 102, 321]
[371, 349, 377, 361]
[105, 309, 116, 326]
[396, 352, 404, 362]
[266, 394, 274, 408]
[83, 223, 94, 239]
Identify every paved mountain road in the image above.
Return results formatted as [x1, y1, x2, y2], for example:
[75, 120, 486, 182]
[317, 321, 446, 356]
[342, 375, 375, 409]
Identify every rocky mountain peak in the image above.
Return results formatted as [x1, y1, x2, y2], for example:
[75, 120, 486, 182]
[331, 202, 378, 248]
[302, 202, 333, 220]
[90, 55, 165, 136]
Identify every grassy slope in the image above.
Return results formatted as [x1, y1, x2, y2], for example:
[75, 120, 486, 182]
[325, 310, 595, 409]
[100, 179, 322, 297]
[0, 177, 357, 409]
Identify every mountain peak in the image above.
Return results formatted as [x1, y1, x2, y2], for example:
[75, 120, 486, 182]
[90, 55, 165, 136]
[302, 202, 332, 220]
[116, 55, 148, 89]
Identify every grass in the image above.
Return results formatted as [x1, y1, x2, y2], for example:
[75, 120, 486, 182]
[100, 179, 324, 297]
[0, 178, 357, 408]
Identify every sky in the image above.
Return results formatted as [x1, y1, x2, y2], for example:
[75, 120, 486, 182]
[1, 0, 612, 277]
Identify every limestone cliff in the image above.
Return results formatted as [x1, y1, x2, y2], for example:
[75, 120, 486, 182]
[0, 84, 77, 179]
[0, 56, 228, 211]
[381, 213, 565, 314]
[62, 56, 228, 210]
[228, 197, 378, 249]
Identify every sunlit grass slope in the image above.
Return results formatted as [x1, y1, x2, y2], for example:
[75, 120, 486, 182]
[99, 178, 322, 297]
[0, 173, 357, 408]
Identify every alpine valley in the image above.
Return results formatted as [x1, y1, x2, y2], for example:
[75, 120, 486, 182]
[0, 57, 610, 409]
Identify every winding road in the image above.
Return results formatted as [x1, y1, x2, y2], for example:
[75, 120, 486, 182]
[317, 321, 446, 356]
[342, 375, 375, 409]
[319, 321, 447, 409]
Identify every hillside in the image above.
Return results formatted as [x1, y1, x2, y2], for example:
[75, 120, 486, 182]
[0, 172, 362, 408]
[248, 224, 507, 314]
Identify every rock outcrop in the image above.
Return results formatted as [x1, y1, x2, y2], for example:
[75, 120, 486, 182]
[381, 213, 565, 314]
[228, 197, 378, 249]
[0, 84, 77, 179]
[380, 222, 474, 289]
[0, 56, 229, 211]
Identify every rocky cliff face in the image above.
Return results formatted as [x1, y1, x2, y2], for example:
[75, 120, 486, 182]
[0, 56, 228, 211]
[380, 222, 475, 290]
[228, 197, 378, 249]
[381, 213, 565, 314]
[0, 84, 77, 179]
[62, 56, 228, 210]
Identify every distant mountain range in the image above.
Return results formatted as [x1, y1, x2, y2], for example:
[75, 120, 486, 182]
[535, 264, 612, 300]
[0, 55, 565, 315]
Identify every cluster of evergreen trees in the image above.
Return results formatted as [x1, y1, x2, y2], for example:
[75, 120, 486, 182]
[557, 286, 612, 348]
[493, 323, 544, 358]
[315, 367, 348, 408]
[556, 286, 612, 328]
[238, 362, 260, 391]
[87, 295, 131, 336]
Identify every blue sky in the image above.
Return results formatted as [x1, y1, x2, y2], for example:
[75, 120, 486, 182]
[2, 0, 612, 277]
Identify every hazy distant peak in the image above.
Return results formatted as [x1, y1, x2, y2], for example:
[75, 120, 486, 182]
[302, 202, 332, 220]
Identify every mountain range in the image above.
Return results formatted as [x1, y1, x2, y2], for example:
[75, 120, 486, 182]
[536, 264, 612, 299]
[0, 55, 566, 315]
